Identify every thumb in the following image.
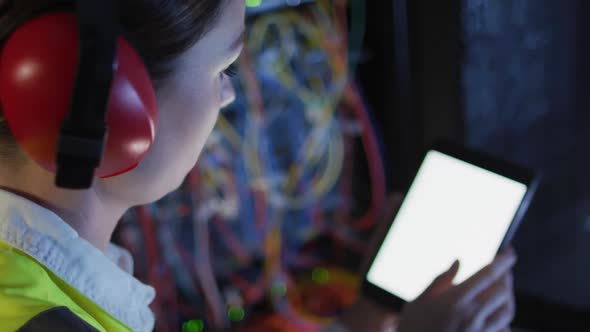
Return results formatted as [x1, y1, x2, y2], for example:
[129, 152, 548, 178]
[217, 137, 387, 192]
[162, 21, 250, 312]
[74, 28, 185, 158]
[423, 260, 460, 298]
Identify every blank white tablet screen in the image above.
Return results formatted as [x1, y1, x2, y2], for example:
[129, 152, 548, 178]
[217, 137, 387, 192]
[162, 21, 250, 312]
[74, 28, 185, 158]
[367, 150, 527, 302]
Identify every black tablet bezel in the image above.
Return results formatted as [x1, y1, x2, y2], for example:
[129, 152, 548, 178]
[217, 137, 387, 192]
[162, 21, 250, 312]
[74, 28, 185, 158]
[361, 141, 539, 312]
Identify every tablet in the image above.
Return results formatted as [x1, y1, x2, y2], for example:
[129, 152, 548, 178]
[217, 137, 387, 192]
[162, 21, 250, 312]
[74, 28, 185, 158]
[363, 142, 537, 310]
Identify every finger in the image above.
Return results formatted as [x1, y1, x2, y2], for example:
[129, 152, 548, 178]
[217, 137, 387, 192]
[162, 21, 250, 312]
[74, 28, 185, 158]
[455, 251, 516, 301]
[464, 274, 513, 331]
[505, 272, 516, 316]
[422, 260, 460, 297]
[481, 301, 515, 332]
[505, 274, 516, 322]
[476, 273, 513, 314]
[486, 273, 516, 332]
[497, 272, 516, 322]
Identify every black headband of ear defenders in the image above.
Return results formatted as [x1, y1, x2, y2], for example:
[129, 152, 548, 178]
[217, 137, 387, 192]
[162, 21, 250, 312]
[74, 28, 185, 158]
[55, 0, 119, 189]
[0, 0, 118, 189]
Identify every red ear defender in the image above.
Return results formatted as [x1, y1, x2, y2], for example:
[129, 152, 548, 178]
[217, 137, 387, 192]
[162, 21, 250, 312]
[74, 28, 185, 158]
[0, 13, 158, 178]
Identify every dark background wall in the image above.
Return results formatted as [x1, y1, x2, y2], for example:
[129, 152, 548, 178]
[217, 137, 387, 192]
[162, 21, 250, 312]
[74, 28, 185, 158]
[358, 0, 590, 325]
[462, 0, 589, 309]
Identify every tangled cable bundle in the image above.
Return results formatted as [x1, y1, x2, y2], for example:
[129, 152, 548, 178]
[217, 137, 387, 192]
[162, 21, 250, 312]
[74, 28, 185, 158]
[114, 1, 385, 331]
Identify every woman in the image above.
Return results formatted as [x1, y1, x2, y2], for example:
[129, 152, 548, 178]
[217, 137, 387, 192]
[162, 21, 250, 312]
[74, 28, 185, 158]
[0, 0, 516, 331]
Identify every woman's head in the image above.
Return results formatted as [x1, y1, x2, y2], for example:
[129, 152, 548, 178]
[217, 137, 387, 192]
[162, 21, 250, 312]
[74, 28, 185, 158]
[0, 0, 245, 206]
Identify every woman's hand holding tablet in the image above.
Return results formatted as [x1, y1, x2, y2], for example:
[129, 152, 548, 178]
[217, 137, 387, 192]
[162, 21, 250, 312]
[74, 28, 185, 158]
[357, 141, 538, 331]
[397, 249, 517, 332]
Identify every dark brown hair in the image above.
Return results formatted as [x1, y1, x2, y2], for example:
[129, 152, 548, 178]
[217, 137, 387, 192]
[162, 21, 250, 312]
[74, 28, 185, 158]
[0, 0, 225, 159]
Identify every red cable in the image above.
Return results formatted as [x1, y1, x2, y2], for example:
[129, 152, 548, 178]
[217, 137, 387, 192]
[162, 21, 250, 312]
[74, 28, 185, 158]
[212, 217, 252, 264]
[335, 0, 387, 230]
[137, 206, 170, 332]
[137, 206, 161, 282]
[348, 84, 387, 230]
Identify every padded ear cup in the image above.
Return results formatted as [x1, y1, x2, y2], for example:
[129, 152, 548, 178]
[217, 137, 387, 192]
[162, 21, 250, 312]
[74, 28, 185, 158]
[0, 13, 158, 178]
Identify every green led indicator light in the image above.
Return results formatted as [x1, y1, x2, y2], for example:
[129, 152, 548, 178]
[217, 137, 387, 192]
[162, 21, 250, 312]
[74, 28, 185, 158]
[182, 319, 204, 332]
[228, 306, 246, 322]
[246, 0, 262, 7]
[312, 267, 330, 284]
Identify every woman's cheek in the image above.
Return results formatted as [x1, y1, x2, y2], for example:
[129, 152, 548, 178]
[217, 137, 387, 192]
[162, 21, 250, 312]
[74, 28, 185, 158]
[196, 77, 224, 132]
[194, 82, 220, 132]
[179, 80, 222, 161]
